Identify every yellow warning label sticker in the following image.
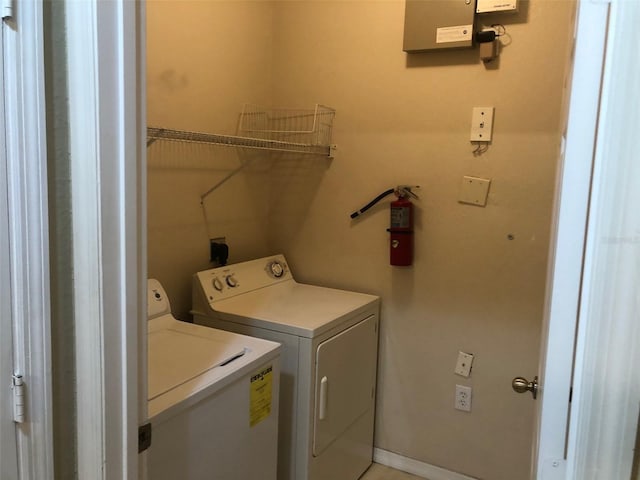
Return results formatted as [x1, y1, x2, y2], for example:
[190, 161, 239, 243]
[250, 365, 273, 427]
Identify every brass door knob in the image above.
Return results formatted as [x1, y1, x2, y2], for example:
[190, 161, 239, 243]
[512, 375, 538, 399]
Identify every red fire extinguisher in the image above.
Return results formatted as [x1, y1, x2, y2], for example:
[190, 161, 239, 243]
[350, 186, 419, 266]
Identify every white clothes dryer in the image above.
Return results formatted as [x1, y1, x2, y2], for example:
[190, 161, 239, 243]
[147, 279, 281, 480]
[191, 255, 380, 480]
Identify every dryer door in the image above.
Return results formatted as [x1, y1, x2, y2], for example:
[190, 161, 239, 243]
[312, 314, 378, 456]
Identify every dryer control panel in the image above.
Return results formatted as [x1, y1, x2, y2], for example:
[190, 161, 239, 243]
[195, 254, 293, 303]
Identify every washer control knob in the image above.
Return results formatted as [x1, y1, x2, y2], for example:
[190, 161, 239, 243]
[269, 261, 285, 278]
[226, 275, 238, 288]
[212, 277, 223, 292]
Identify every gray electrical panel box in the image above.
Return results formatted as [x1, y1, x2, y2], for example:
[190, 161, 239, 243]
[403, 0, 476, 52]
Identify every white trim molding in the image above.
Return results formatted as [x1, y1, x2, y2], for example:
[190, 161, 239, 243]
[66, 0, 105, 475]
[374, 448, 479, 480]
[0, 16, 19, 480]
[534, 1, 610, 479]
[2, 1, 54, 479]
[65, 0, 143, 478]
[565, 0, 640, 477]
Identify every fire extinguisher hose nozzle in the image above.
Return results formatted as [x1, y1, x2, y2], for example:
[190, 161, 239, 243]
[350, 188, 396, 219]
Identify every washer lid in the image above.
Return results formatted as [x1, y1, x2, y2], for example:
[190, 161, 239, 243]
[148, 326, 247, 401]
[147, 315, 280, 422]
[210, 281, 379, 338]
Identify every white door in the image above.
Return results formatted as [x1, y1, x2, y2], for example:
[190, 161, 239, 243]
[0, 15, 19, 479]
[531, 1, 606, 476]
[533, 0, 640, 478]
[562, 0, 640, 477]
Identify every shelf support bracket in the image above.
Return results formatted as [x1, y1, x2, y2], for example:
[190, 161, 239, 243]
[200, 162, 249, 204]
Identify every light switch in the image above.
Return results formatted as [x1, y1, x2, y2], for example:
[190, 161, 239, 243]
[455, 351, 474, 377]
[458, 176, 491, 206]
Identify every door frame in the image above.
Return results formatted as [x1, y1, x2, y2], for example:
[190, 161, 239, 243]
[0, 13, 19, 480]
[65, 0, 146, 478]
[534, 1, 610, 478]
[2, 1, 53, 479]
[63, 0, 625, 479]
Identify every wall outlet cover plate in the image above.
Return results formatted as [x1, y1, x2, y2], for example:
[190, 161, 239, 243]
[455, 351, 474, 377]
[459, 176, 491, 206]
[455, 384, 472, 412]
[470, 106, 494, 142]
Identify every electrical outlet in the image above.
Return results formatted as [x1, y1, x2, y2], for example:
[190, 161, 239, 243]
[455, 384, 472, 412]
[210, 237, 229, 265]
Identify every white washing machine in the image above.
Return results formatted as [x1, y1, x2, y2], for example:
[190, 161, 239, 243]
[191, 255, 380, 480]
[147, 279, 281, 480]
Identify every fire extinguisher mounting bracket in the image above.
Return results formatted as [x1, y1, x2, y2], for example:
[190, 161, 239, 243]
[395, 185, 420, 200]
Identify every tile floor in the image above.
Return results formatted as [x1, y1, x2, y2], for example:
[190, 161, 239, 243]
[360, 463, 426, 480]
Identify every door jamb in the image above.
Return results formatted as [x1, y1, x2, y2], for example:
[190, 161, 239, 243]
[66, 0, 145, 478]
[2, 1, 54, 478]
[534, 1, 610, 478]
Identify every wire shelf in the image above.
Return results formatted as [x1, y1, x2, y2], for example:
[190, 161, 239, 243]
[147, 104, 335, 157]
[146, 128, 332, 156]
[238, 104, 335, 147]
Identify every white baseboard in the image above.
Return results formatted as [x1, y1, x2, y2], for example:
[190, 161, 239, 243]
[373, 448, 479, 480]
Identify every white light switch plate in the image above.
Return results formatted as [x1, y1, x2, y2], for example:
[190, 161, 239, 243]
[470, 107, 494, 142]
[455, 351, 474, 377]
[459, 176, 491, 206]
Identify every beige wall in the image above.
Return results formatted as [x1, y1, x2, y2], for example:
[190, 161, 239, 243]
[147, 1, 575, 478]
[147, 1, 275, 318]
